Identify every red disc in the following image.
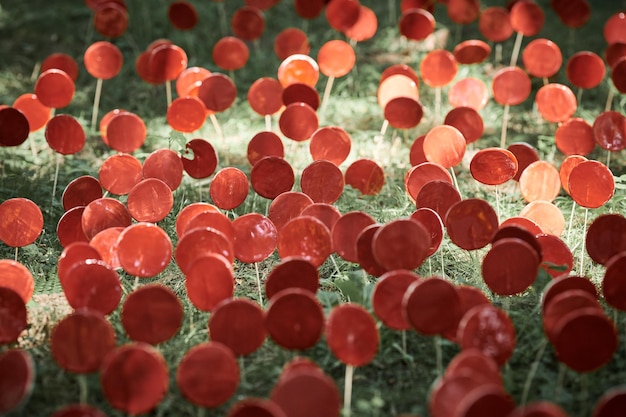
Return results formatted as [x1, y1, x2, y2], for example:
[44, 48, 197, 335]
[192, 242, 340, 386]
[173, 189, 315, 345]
[106, 111, 147, 153]
[274, 28, 310, 61]
[277, 216, 332, 268]
[492, 225, 542, 258]
[50, 309, 116, 374]
[0, 349, 34, 414]
[12, 94, 51, 132]
[399, 8, 435, 41]
[470, 148, 518, 185]
[372, 218, 431, 271]
[603, 252, 626, 311]
[400, 0, 434, 13]
[99, 108, 124, 146]
[34, 69, 75, 108]
[536, 234, 573, 278]
[0, 198, 43, 248]
[93, 2, 128, 38]
[185, 254, 235, 312]
[593, 111, 626, 152]
[380, 64, 420, 85]
[227, 398, 287, 417]
[560, 155, 588, 196]
[429, 374, 490, 417]
[455, 385, 516, 417]
[175, 228, 234, 275]
[409, 135, 427, 166]
[176, 202, 219, 237]
[552, 0, 590, 28]
[384, 96, 424, 129]
[458, 304, 516, 366]
[420, 49, 458, 87]
[265, 256, 319, 300]
[345, 5, 377, 42]
[213, 36, 249, 71]
[444, 106, 484, 144]
[605, 42, 626, 69]
[248, 77, 284, 116]
[176, 66, 211, 97]
[492, 66, 531, 106]
[0, 287, 27, 344]
[566, 51, 606, 90]
[81, 198, 131, 241]
[404, 162, 453, 203]
[168, 1, 198, 30]
[248, 131, 284, 166]
[344, 159, 385, 196]
[507, 142, 539, 181]
[519, 160, 561, 203]
[541, 275, 598, 314]
[121, 284, 182, 344]
[586, 214, 626, 265]
[325, 0, 360, 32]
[423, 125, 466, 168]
[268, 191, 313, 233]
[57, 242, 102, 288]
[57, 207, 89, 248]
[410, 208, 444, 257]
[277, 54, 319, 88]
[300, 160, 344, 204]
[499, 216, 543, 236]
[181, 138, 219, 179]
[98, 153, 143, 195]
[251, 156, 295, 199]
[447, 0, 480, 24]
[317, 40, 355, 78]
[543, 289, 602, 343]
[265, 288, 325, 350]
[84, 41, 123, 80]
[279, 102, 318, 141]
[143, 148, 184, 191]
[522, 38, 562, 79]
[355, 224, 387, 277]
[593, 387, 626, 417]
[101, 343, 169, 415]
[309, 126, 351, 166]
[519, 200, 565, 237]
[294, 0, 325, 19]
[127, 178, 174, 222]
[482, 237, 540, 295]
[90, 226, 123, 270]
[372, 270, 420, 330]
[446, 198, 499, 250]
[332, 211, 376, 263]
[117, 223, 172, 277]
[377, 74, 420, 108]
[326, 303, 379, 366]
[282, 83, 320, 110]
[479, 7, 513, 42]
[149, 44, 188, 83]
[42, 52, 79, 82]
[209, 298, 266, 356]
[232, 213, 277, 263]
[510, 0, 544, 36]
[535, 83, 577, 123]
[604, 12, 626, 45]
[166, 96, 206, 133]
[441, 287, 492, 343]
[232, 6, 265, 41]
[612, 56, 626, 95]
[62, 175, 102, 211]
[568, 160, 614, 208]
[210, 167, 249, 210]
[198, 73, 237, 112]
[184, 210, 234, 241]
[270, 367, 341, 417]
[63, 260, 122, 315]
[453, 40, 491, 65]
[415, 180, 461, 223]
[555, 118, 595, 156]
[448, 78, 489, 110]
[403, 277, 461, 335]
[509, 401, 569, 417]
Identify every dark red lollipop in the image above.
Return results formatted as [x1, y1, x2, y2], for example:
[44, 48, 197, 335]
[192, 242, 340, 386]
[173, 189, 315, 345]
[470, 148, 518, 185]
[100, 343, 169, 415]
[62, 260, 122, 315]
[89, 226, 123, 270]
[105, 111, 147, 153]
[372, 219, 431, 271]
[210, 168, 249, 210]
[332, 211, 376, 263]
[482, 237, 540, 295]
[0, 198, 43, 248]
[566, 51, 606, 90]
[98, 153, 142, 195]
[117, 223, 172, 277]
[248, 77, 284, 117]
[454, 384, 515, 417]
[265, 288, 325, 350]
[441, 287, 492, 343]
[93, 1, 128, 38]
[175, 202, 219, 237]
[251, 156, 295, 199]
[605, 43, 626, 69]
[510, 0, 544, 37]
[50, 309, 116, 374]
[279, 102, 318, 141]
[277, 216, 332, 268]
[355, 224, 386, 277]
[453, 40, 491, 65]
[232, 6, 265, 41]
[372, 270, 420, 330]
[268, 191, 313, 233]
[551, 0, 590, 28]
[175, 227, 234, 275]
[282, 83, 320, 110]
[612, 56, 626, 94]
[227, 398, 287, 417]
[209, 298, 266, 356]
[34, 69, 75, 108]
[84, 41, 123, 80]
[300, 160, 344, 204]
[410, 208, 444, 257]
[457, 304, 516, 366]
[309, 126, 351, 166]
[326, 303, 378, 366]
[176, 66, 211, 97]
[568, 160, 615, 208]
[380, 64, 420, 85]
[399, 8, 435, 41]
[181, 138, 219, 179]
[270, 367, 341, 417]
[198, 73, 237, 113]
[543, 289, 603, 343]
[121, 284, 182, 344]
[265, 256, 319, 300]
[274, 28, 310, 61]
[403, 277, 461, 335]
[168, 1, 198, 30]
[420, 49, 458, 87]
[593, 111, 626, 152]
[415, 180, 461, 223]
[42, 52, 79, 82]
[602, 252, 626, 311]
[586, 214, 626, 265]
[325, 0, 360, 33]
[0, 287, 27, 344]
[149, 43, 188, 83]
[81, 198, 131, 241]
[62, 175, 102, 211]
[232, 213, 277, 263]
[247, 131, 284, 166]
[541, 275, 598, 314]
[409, 134, 427, 166]
[213, 37, 249, 71]
[446, 198, 499, 250]
[143, 148, 184, 191]
[12, 93, 51, 133]
[555, 118, 595, 156]
[294, 0, 325, 19]
[183, 210, 234, 241]
[508, 401, 569, 417]
[57, 242, 102, 288]
[507, 142, 539, 181]
[384, 97, 424, 129]
[57, 207, 89, 248]
[593, 387, 626, 417]
[479, 7, 513, 43]
[522, 38, 562, 79]
[166, 96, 206, 133]
[404, 162, 453, 203]
[536, 234, 574, 278]
[444, 106, 484, 144]
[185, 254, 235, 311]
[535, 83, 577, 123]
[344, 159, 385, 196]
[0, 349, 34, 414]
[492, 66, 531, 106]
[447, 0, 480, 24]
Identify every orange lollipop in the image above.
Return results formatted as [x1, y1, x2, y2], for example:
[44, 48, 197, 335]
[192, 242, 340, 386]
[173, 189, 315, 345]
[175, 66, 211, 97]
[423, 125, 466, 169]
[0, 260, 34, 304]
[519, 200, 565, 237]
[420, 49, 458, 88]
[12, 94, 51, 132]
[213, 37, 249, 71]
[166, 96, 206, 133]
[519, 161, 561, 203]
[470, 148, 518, 186]
[84, 41, 123, 127]
[453, 40, 491, 65]
[492, 66, 531, 147]
[34, 69, 74, 109]
[143, 148, 184, 191]
[345, 5, 377, 42]
[559, 155, 588, 196]
[522, 38, 562, 81]
[277, 216, 332, 268]
[568, 160, 614, 209]
[274, 28, 310, 61]
[117, 223, 172, 278]
[277, 54, 319, 88]
[509, 0, 545, 66]
[377, 74, 420, 109]
[535, 83, 577, 123]
[232, 6, 265, 41]
[0, 198, 43, 249]
[318, 40, 356, 113]
[42, 52, 79, 82]
[604, 12, 626, 45]
[309, 126, 351, 166]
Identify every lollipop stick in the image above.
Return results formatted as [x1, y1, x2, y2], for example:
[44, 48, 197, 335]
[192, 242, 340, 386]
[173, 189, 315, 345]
[500, 105, 510, 148]
[605, 87, 614, 112]
[91, 77, 103, 128]
[14, 247, 18, 262]
[578, 208, 589, 275]
[542, 77, 549, 86]
[606, 150, 612, 170]
[566, 201, 577, 244]
[449, 167, 462, 200]
[254, 262, 263, 305]
[265, 115, 272, 131]
[239, 356, 247, 387]
[494, 185, 501, 222]
[343, 365, 355, 417]
[495, 43, 503, 63]
[387, 0, 395, 25]
[320, 75, 335, 117]
[401, 330, 407, 355]
[510, 32, 524, 67]
[520, 337, 548, 406]
[165, 80, 173, 108]
[576, 88, 583, 108]
[78, 374, 88, 404]
[197, 406, 206, 417]
[51, 153, 62, 202]
[379, 120, 389, 138]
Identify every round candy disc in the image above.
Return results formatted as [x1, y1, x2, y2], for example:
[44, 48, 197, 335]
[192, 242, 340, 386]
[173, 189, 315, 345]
[332, 211, 376, 263]
[44, 114, 85, 155]
[479, 6, 513, 42]
[148, 44, 188, 83]
[268, 192, 313, 233]
[0, 349, 34, 414]
[62, 175, 102, 211]
[93, 1, 128, 38]
[444, 106, 484, 144]
[372, 270, 420, 330]
[0, 287, 27, 344]
[404, 162, 453, 204]
[447, 0, 480, 24]
[355, 224, 387, 277]
[344, 159, 385, 196]
[282, 83, 320, 109]
[251, 156, 295, 199]
[81, 198, 131, 241]
[247, 131, 284, 166]
[566, 51, 605, 90]
[555, 118, 595, 156]
[470, 148, 518, 185]
[98, 153, 143, 195]
[294, 0, 325, 19]
[326, 303, 379, 366]
[541, 275, 598, 314]
[510, 0, 544, 36]
[83, 226, 123, 269]
[12, 94, 51, 133]
[604, 12, 626, 45]
[184, 210, 234, 241]
[84, 41, 123, 80]
[423, 125, 466, 169]
[403, 277, 461, 335]
[166, 96, 206, 133]
[57, 242, 101, 288]
[300, 160, 344, 204]
[57, 207, 89, 248]
[105, 111, 147, 153]
[309, 126, 351, 166]
[34, 69, 74, 108]
[0, 260, 34, 304]
[176, 66, 211, 97]
[127, 178, 174, 223]
[63, 260, 122, 315]
[499, 216, 543, 236]
[185, 254, 234, 312]
[372, 218, 430, 271]
[448, 78, 489, 110]
[482, 237, 540, 295]
[325, 0, 360, 32]
[175, 202, 219, 237]
[168, 1, 198, 30]
[279, 102, 318, 141]
[232, 6, 265, 41]
[441, 286, 491, 343]
[143, 148, 184, 191]
[117, 223, 172, 277]
[198, 73, 237, 112]
[602, 253, 626, 311]
[317, 40, 355, 78]
[410, 208, 444, 257]
[492, 66, 531, 106]
[519, 200, 565, 237]
[345, 5, 377, 42]
[227, 398, 287, 417]
[277, 216, 332, 268]
[0, 198, 43, 248]
[232, 213, 277, 263]
[507, 142, 540, 181]
[265, 257, 319, 300]
[453, 40, 491, 65]
[519, 161, 561, 203]
[247, 77, 283, 116]
[536, 233, 574, 278]
[522, 38, 562, 79]
[568, 160, 614, 208]
[445, 199, 499, 250]
[420, 49, 458, 87]
[593, 387, 626, 417]
[399, 8, 435, 41]
[209, 167, 249, 210]
[384, 96, 424, 129]
[270, 367, 341, 417]
[592, 111, 626, 152]
[274, 28, 310, 61]
[42, 52, 79, 82]
[213, 36, 249, 71]
[377, 74, 419, 108]
[586, 214, 626, 265]
[415, 180, 461, 223]
[175, 227, 234, 275]
[535, 83, 577, 123]
[181, 138, 219, 179]
[209, 298, 266, 356]
[543, 289, 602, 343]
[277, 54, 319, 88]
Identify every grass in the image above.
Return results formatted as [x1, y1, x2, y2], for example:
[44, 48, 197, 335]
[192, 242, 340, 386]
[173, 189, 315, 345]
[1, 0, 626, 416]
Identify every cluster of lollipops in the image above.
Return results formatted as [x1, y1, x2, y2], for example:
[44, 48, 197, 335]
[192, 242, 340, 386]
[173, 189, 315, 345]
[3, 0, 626, 416]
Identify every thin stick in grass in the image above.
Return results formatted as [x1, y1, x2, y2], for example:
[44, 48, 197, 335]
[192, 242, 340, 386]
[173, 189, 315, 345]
[500, 104, 511, 148]
[165, 79, 173, 109]
[91, 77, 103, 128]
[521, 337, 548, 406]
[78, 374, 88, 404]
[510, 31, 524, 67]
[449, 167, 463, 200]
[254, 262, 263, 305]
[605, 86, 614, 112]
[434, 335, 443, 377]
[319, 75, 335, 117]
[51, 153, 62, 202]
[343, 365, 355, 417]
[265, 114, 272, 131]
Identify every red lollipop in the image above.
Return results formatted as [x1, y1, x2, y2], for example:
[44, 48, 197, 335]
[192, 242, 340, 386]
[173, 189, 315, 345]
[444, 106, 484, 144]
[0, 287, 27, 344]
[605, 43, 626, 69]
[403, 277, 461, 336]
[420, 49, 458, 88]
[404, 162, 453, 204]
[0, 349, 34, 414]
[522, 38, 562, 80]
[197, 73, 237, 113]
[89, 226, 123, 269]
[566, 51, 606, 90]
[372, 218, 431, 271]
[183, 211, 234, 241]
[98, 153, 143, 195]
[604, 12, 626, 45]
[62, 175, 102, 211]
[399, 8, 435, 41]
[586, 214, 626, 266]
[232, 6, 265, 41]
[57, 242, 102, 288]
[143, 148, 184, 191]
[127, 178, 174, 222]
[0, 107, 29, 147]
[279, 102, 318, 141]
[265, 256, 319, 300]
[536, 234, 574, 278]
[81, 198, 132, 241]
[210, 167, 249, 210]
[248, 77, 284, 124]
[34, 69, 75, 109]
[274, 28, 310, 61]
[479, 7, 513, 43]
[470, 148, 518, 185]
[325, 0, 360, 33]
[149, 43, 188, 85]
[247, 131, 284, 166]
[415, 180, 461, 223]
[282, 83, 320, 109]
[345, 5, 377, 42]
[181, 138, 219, 179]
[593, 111, 626, 152]
[42, 52, 79, 82]
[0, 198, 43, 248]
[344, 159, 385, 196]
[251, 156, 295, 199]
[482, 237, 540, 295]
[168, 1, 198, 30]
[355, 224, 386, 277]
[300, 160, 344, 204]
[45, 114, 85, 155]
[410, 208, 444, 257]
[57, 207, 89, 248]
[232, 213, 277, 263]
[209, 298, 266, 356]
[593, 387, 626, 417]
[555, 118, 595, 156]
[185, 254, 235, 312]
[175, 202, 219, 237]
[93, 1, 128, 38]
[383, 97, 424, 129]
[560, 155, 587, 195]
[268, 191, 313, 233]
[332, 211, 376, 263]
[213, 36, 249, 71]
[84, 41, 123, 80]
[117, 223, 172, 277]
[611, 56, 626, 94]
[568, 160, 615, 208]
[12, 94, 51, 132]
[50, 309, 116, 374]
[227, 398, 287, 417]
[446, 198, 499, 250]
[176, 66, 211, 97]
[294, 0, 325, 19]
[551, 0, 590, 28]
[62, 259, 122, 315]
[121, 284, 183, 344]
[510, 0, 544, 37]
[447, 0, 480, 24]
[105, 111, 147, 153]
[175, 226, 234, 275]
[453, 40, 491, 65]
[507, 142, 539, 181]
[0, 260, 34, 305]
[535, 83, 577, 123]
[100, 343, 169, 415]
[492, 66, 532, 106]
[271, 367, 341, 417]
[277, 216, 332, 268]
[372, 270, 420, 330]
[166, 96, 206, 133]
[310, 126, 351, 166]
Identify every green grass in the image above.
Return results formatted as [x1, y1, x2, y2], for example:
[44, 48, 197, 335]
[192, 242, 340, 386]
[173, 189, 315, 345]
[1, 0, 626, 416]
